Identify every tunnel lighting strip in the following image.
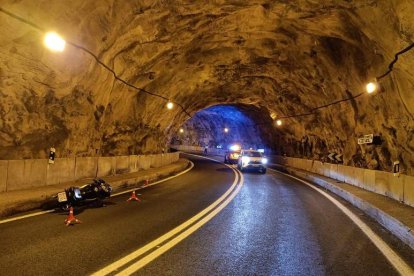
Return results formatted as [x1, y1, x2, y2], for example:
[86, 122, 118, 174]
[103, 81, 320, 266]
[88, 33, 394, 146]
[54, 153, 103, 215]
[1, 7, 413, 125]
[0, 7, 193, 119]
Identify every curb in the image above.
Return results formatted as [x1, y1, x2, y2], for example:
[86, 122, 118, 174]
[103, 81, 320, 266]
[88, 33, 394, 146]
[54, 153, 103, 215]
[0, 159, 191, 219]
[270, 164, 414, 251]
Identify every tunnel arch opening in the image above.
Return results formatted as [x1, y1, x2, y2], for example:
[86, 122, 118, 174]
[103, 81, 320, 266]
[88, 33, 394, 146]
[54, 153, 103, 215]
[171, 104, 279, 153]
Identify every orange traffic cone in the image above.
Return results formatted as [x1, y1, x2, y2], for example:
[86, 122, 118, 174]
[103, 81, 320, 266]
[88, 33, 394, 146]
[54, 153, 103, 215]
[127, 190, 141, 202]
[64, 207, 81, 226]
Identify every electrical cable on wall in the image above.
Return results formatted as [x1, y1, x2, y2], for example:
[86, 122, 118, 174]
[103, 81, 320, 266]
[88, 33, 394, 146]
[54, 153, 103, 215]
[273, 42, 414, 122]
[0, 7, 193, 120]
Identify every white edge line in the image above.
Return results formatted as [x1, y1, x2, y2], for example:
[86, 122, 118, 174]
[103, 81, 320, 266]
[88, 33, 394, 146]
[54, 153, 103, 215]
[92, 155, 240, 276]
[117, 170, 244, 275]
[268, 168, 414, 275]
[0, 210, 55, 225]
[0, 161, 195, 225]
[111, 161, 195, 197]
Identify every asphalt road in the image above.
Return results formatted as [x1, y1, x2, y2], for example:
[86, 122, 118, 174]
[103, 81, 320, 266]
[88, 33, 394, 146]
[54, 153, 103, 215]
[1, 153, 413, 275]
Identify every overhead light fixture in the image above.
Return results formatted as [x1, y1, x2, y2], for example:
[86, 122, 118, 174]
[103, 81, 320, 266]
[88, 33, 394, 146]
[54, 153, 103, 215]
[276, 119, 283, 126]
[224, 128, 229, 133]
[166, 102, 174, 110]
[44, 32, 65, 52]
[366, 81, 378, 94]
[179, 128, 184, 133]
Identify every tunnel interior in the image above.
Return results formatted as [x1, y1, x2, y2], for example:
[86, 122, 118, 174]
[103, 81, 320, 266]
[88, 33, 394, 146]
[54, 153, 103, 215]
[171, 104, 276, 151]
[0, 1, 413, 174]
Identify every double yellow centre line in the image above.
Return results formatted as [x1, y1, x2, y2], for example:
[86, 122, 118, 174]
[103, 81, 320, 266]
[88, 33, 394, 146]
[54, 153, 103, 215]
[92, 155, 244, 275]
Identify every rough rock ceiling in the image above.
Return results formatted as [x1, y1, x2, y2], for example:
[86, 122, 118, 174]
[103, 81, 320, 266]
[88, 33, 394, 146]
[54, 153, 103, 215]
[0, 1, 413, 174]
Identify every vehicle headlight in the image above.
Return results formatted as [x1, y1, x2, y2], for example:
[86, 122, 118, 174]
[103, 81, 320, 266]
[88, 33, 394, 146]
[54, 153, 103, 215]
[261, 158, 268, 164]
[230, 144, 241, 151]
[242, 156, 250, 163]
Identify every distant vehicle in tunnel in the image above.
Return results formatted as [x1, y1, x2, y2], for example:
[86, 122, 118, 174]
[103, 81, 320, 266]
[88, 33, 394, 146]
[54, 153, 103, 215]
[55, 178, 112, 211]
[237, 150, 267, 174]
[224, 144, 241, 164]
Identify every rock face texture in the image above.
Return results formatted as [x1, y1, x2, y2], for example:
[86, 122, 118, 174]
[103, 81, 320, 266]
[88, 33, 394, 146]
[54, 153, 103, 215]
[0, 1, 413, 174]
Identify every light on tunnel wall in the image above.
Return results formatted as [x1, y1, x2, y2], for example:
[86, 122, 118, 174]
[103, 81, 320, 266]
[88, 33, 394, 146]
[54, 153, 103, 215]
[276, 119, 283, 126]
[166, 102, 174, 110]
[224, 128, 229, 133]
[44, 32, 66, 52]
[365, 81, 378, 94]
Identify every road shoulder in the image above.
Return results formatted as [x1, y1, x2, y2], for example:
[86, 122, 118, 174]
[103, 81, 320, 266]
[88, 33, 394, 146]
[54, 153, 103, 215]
[269, 163, 414, 251]
[0, 158, 191, 219]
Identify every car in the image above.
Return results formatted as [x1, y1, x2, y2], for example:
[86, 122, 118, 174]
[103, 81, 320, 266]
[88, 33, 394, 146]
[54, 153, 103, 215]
[237, 150, 267, 174]
[224, 148, 241, 164]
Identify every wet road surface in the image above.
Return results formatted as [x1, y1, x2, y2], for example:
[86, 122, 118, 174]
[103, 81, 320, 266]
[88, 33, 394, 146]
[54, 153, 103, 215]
[0, 154, 413, 275]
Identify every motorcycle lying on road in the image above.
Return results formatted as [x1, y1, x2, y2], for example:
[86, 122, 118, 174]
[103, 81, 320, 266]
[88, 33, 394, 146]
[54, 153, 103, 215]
[55, 178, 112, 211]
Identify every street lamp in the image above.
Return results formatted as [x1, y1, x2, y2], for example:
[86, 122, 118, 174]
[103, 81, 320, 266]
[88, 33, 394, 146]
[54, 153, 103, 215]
[166, 102, 174, 110]
[276, 119, 283, 126]
[44, 32, 65, 52]
[366, 82, 378, 94]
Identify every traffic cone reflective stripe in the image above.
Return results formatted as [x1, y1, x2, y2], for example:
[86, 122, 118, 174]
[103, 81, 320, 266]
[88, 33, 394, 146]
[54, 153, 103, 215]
[64, 207, 81, 226]
[127, 191, 141, 202]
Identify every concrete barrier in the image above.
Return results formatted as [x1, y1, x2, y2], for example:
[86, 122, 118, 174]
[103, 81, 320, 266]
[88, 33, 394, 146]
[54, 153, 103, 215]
[374, 170, 404, 202]
[353, 167, 365, 188]
[272, 155, 414, 207]
[97, 157, 116, 177]
[0, 161, 8, 192]
[75, 157, 98, 180]
[1, 152, 180, 192]
[7, 160, 27, 191]
[139, 155, 151, 170]
[342, 165, 356, 185]
[24, 159, 48, 188]
[47, 158, 76, 185]
[129, 155, 139, 173]
[115, 156, 130, 174]
[149, 155, 157, 168]
[363, 169, 377, 193]
[329, 163, 339, 179]
[336, 165, 346, 182]
[404, 175, 414, 206]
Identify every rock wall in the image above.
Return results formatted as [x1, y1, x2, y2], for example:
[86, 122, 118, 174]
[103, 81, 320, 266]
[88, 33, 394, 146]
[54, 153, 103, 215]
[0, 1, 413, 174]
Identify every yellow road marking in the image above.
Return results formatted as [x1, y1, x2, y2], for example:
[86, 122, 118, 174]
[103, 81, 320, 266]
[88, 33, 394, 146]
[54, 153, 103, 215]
[117, 171, 244, 275]
[92, 156, 242, 275]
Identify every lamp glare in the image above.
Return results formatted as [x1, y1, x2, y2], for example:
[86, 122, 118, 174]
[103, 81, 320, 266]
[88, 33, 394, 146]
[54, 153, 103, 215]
[44, 32, 66, 52]
[166, 102, 174, 110]
[366, 82, 377, 94]
[276, 119, 283, 126]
